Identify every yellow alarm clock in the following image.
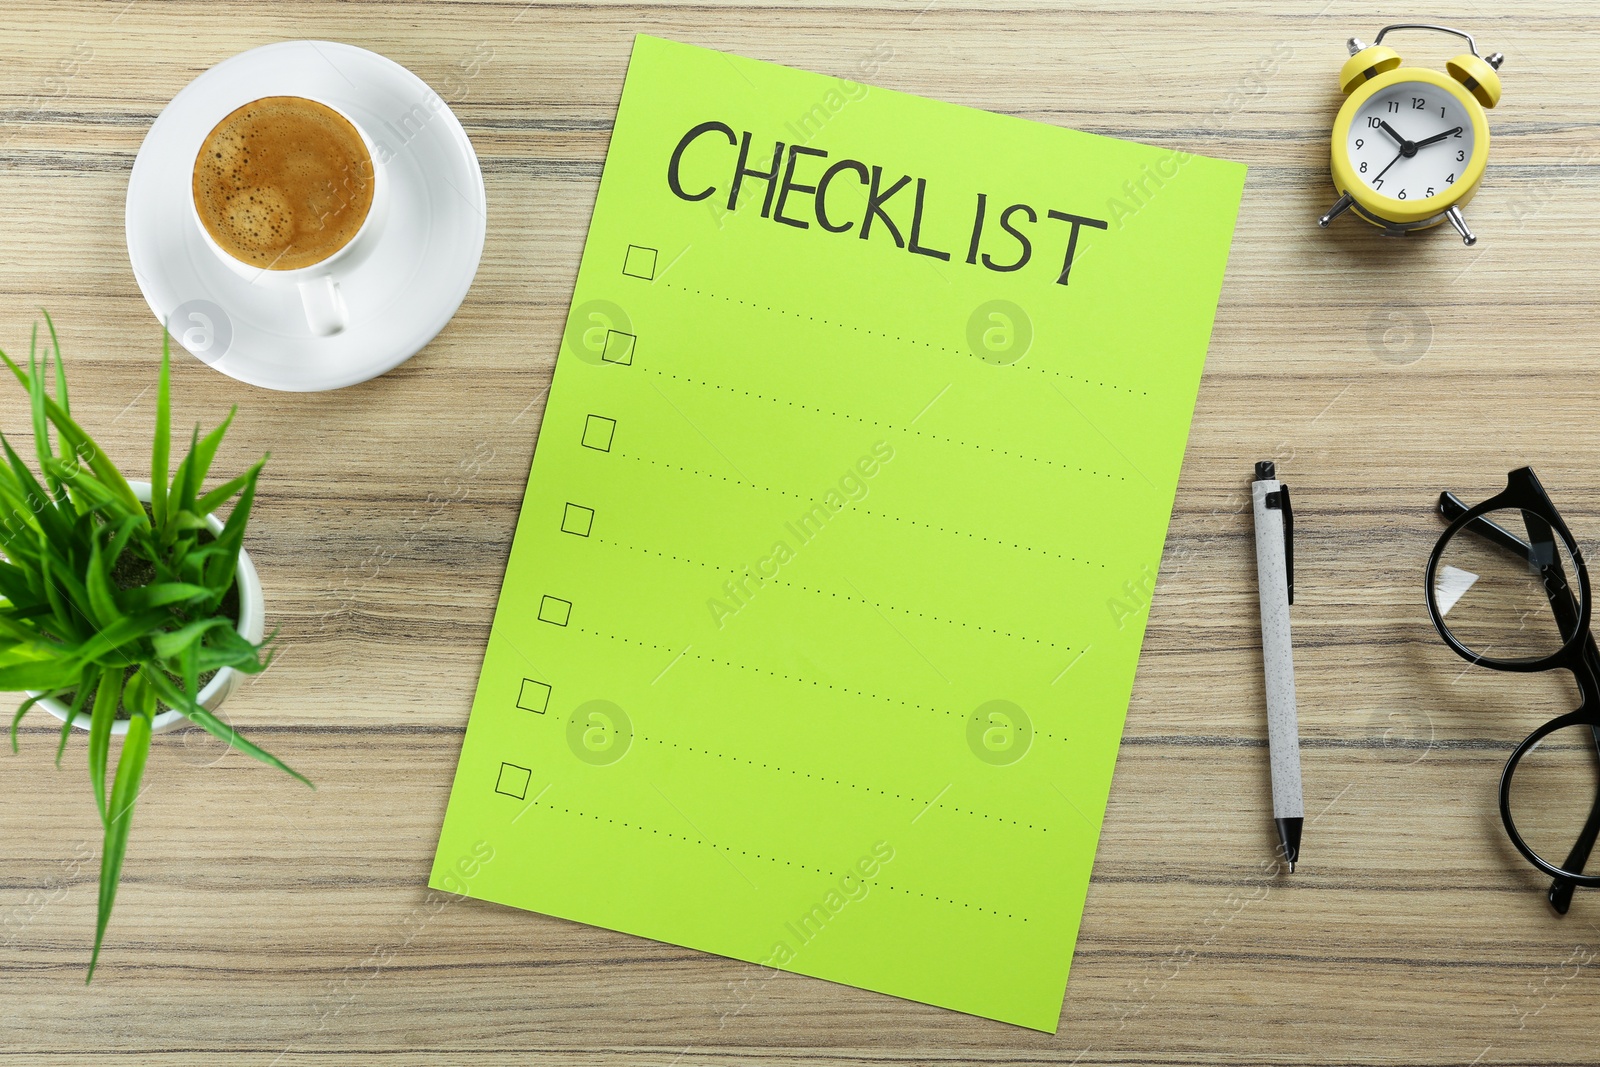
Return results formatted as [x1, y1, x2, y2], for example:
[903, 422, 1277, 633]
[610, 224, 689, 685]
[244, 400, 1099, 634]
[1318, 23, 1502, 245]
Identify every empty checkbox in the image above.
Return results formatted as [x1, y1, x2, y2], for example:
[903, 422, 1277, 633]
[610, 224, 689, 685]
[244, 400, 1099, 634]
[495, 762, 531, 799]
[539, 595, 572, 626]
[517, 678, 552, 714]
[582, 415, 616, 452]
[602, 329, 636, 365]
[622, 244, 658, 280]
[561, 503, 595, 536]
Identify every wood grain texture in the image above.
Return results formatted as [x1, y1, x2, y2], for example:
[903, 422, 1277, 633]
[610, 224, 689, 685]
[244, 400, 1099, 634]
[4, 1, 1600, 1063]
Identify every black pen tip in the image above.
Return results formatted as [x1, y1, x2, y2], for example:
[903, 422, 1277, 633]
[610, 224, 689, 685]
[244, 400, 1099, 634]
[1255, 460, 1275, 481]
[1276, 816, 1303, 872]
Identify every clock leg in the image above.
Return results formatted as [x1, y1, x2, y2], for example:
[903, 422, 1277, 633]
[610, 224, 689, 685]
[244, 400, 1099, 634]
[1445, 205, 1477, 246]
[1318, 192, 1355, 228]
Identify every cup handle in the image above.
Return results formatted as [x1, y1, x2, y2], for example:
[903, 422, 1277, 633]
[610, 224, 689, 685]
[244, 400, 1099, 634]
[297, 274, 348, 336]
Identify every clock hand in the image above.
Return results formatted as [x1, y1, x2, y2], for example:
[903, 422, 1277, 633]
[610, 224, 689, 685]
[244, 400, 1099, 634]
[1369, 124, 1460, 188]
[1413, 126, 1464, 149]
[1377, 120, 1407, 146]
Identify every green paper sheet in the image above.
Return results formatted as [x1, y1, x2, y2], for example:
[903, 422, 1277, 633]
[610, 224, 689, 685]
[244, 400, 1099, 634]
[431, 35, 1244, 1032]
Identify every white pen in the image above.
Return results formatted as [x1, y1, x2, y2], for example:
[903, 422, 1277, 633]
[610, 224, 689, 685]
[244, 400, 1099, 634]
[1251, 460, 1304, 871]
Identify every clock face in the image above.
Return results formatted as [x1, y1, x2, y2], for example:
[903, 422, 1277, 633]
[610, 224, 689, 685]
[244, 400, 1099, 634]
[1345, 81, 1476, 203]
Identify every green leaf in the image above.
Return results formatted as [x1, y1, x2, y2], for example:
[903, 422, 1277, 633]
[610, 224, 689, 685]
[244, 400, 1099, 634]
[84, 535, 120, 630]
[150, 617, 233, 660]
[103, 513, 143, 571]
[166, 510, 209, 533]
[146, 670, 312, 788]
[54, 679, 92, 766]
[28, 331, 65, 505]
[186, 408, 235, 506]
[0, 654, 81, 692]
[202, 460, 263, 610]
[118, 582, 209, 612]
[0, 433, 70, 548]
[0, 612, 52, 641]
[0, 348, 142, 516]
[9, 693, 43, 753]
[87, 668, 121, 823]
[194, 468, 256, 517]
[152, 334, 170, 535]
[36, 550, 82, 644]
[166, 425, 201, 540]
[40, 457, 116, 511]
[0, 471, 38, 541]
[0, 558, 39, 603]
[193, 641, 265, 674]
[181, 638, 199, 699]
[42, 310, 67, 415]
[69, 610, 168, 667]
[88, 697, 152, 983]
[40, 544, 99, 641]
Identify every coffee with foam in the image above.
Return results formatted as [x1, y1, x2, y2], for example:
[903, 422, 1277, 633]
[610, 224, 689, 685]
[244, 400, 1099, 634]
[192, 96, 374, 270]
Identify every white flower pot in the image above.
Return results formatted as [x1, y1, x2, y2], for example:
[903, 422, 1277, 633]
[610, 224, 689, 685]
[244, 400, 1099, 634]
[31, 480, 265, 736]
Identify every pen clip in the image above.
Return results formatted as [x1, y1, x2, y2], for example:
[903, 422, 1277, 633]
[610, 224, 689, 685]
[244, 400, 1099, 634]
[1266, 484, 1294, 605]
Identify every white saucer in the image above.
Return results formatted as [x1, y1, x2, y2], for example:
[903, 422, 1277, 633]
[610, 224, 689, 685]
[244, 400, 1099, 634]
[125, 41, 486, 391]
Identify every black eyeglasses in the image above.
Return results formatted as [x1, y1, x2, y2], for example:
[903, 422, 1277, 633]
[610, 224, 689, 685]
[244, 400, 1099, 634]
[1426, 467, 1600, 914]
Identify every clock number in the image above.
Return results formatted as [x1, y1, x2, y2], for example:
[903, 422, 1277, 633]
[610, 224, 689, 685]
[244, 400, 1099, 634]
[1367, 116, 1382, 128]
[1397, 189, 1407, 199]
[1440, 106, 1446, 118]
[1359, 161, 1368, 173]
[1426, 186, 1435, 197]
[1456, 150, 1465, 161]
[1373, 178, 1384, 190]
[1412, 97, 1425, 109]
[1355, 138, 1364, 148]
[1453, 128, 1463, 137]
[1387, 100, 1400, 113]
[1446, 173, 1455, 184]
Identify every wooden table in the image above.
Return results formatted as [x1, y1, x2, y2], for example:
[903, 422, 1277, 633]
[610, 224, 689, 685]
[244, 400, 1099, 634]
[4, 2, 1599, 1063]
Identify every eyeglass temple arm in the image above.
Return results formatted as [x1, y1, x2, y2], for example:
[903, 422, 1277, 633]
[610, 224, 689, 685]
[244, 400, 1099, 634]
[1438, 491, 1539, 556]
[1520, 508, 1600, 911]
[1552, 733, 1600, 914]
[1529, 506, 1600, 913]
[1440, 491, 1599, 910]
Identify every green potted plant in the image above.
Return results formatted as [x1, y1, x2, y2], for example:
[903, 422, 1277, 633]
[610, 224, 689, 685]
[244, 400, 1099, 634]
[0, 315, 310, 980]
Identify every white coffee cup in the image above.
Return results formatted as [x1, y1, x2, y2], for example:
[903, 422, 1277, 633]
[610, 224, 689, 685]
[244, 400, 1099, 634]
[191, 95, 389, 336]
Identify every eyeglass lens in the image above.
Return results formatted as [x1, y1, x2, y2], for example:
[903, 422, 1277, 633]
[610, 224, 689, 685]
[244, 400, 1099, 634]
[1433, 507, 1583, 664]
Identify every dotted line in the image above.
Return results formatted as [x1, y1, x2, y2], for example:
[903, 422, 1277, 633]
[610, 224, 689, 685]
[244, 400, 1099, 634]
[875, 877, 1027, 921]
[659, 279, 1147, 398]
[645, 367, 1121, 483]
[576, 624, 942, 719]
[619, 452, 1104, 569]
[640, 734, 1046, 832]
[568, 623, 1070, 746]
[1015, 359, 1149, 397]
[594, 535, 1062, 649]
[544, 799, 832, 877]
[541, 795, 1025, 921]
